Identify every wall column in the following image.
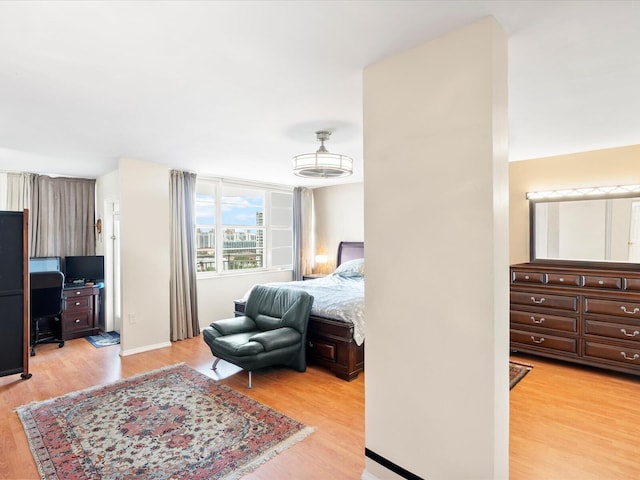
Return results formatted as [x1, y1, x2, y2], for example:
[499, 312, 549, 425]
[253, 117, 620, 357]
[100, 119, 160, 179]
[363, 17, 509, 479]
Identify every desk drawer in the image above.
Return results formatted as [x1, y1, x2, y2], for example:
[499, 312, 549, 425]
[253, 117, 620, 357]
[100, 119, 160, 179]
[510, 310, 577, 332]
[62, 311, 92, 332]
[511, 329, 577, 353]
[510, 291, 578, 312]
[63, 295, 93, 312]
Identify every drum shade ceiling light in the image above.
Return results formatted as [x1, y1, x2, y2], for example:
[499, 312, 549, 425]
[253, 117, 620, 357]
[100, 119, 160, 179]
[292, 131, 353, 178]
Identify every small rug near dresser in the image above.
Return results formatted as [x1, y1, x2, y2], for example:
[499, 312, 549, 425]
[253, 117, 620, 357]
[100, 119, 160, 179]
[16, 363, 313, 480]
[510, 361, 533, 389]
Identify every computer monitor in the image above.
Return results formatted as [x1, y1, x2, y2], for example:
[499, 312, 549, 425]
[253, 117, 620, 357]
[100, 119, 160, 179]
[29, 256, 61, 273]
[64, 256, 104, 282]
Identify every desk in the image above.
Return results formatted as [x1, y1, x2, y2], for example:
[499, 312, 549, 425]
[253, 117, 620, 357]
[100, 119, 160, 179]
[62, 285, 100, 340]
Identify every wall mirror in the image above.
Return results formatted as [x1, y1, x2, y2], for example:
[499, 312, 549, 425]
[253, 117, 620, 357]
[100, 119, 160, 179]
[529, 185, 640, 267]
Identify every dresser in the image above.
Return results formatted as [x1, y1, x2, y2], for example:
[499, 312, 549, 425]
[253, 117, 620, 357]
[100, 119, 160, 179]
[62, 285, 100, 340]
[510, 262, 640, 375]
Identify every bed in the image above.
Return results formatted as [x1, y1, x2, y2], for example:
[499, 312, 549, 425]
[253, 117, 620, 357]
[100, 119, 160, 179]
[234, 241, 365, 381]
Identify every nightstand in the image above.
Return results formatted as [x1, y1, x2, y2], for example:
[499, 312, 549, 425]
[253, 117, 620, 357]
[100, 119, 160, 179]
[302, 273, 327, 281]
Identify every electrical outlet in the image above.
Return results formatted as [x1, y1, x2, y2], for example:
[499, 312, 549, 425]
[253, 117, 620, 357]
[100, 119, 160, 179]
[128, 313, 136, 325]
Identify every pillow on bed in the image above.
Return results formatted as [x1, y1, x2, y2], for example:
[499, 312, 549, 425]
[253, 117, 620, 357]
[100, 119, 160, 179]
[333, 258, 365, 278]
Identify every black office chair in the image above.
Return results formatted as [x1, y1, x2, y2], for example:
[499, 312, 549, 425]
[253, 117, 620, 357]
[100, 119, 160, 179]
[30, 271, 65, 356]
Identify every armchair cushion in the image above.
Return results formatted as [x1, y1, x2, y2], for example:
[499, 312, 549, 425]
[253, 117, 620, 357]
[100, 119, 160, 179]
[249, 327, 301, 352]
[210, 316, 256, 336]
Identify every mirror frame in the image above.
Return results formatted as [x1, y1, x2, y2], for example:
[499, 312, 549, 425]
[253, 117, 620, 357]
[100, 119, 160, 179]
[528, 188, 640, 270]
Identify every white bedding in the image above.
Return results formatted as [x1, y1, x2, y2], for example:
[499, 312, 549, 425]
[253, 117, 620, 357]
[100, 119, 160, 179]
[244, 273, 365, 346]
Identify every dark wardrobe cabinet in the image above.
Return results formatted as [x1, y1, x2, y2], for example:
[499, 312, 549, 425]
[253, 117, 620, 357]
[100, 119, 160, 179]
[0, 210, 31, 379]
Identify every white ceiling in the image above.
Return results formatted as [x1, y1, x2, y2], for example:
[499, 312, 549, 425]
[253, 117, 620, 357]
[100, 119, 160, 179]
[0, 1, 639, 187]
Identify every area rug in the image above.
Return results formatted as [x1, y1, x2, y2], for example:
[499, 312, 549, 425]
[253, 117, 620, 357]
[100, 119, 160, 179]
[16, 363, 313, 480]
[85, 330, 120, 348]
[509, 361, 533, 389]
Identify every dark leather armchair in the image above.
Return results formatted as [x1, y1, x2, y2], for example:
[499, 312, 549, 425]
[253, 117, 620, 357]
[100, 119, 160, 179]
[30, 271, 65, 356]
[202, 285, 313, 388]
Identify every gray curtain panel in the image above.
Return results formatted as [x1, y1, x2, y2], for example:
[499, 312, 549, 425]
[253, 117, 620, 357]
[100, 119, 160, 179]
[169, 170, 200, 341]
[30, 175, 96, 258]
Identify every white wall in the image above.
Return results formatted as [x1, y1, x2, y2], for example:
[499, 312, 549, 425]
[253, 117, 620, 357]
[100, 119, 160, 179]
[363, 17, 509, 479]
[196, 270, 292, 330]
[118, 158, 171, 355]
[313, 183, 364, 271]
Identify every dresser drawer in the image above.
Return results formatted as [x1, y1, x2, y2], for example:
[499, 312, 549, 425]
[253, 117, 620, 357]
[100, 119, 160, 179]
[510, 291, 578, 312]
[584, 341, 640, 367]
[584, 319, 640, 343]
[511, 329, 577, 353]
[62, 311, 93, 332]
[546, 273, 582, 287]
[584, 297, 640, 319]
[510, 310, 577, 332]
[511, 271, 546, 284]
[624, 278, 640, 292]
[583, 275, 622, 289]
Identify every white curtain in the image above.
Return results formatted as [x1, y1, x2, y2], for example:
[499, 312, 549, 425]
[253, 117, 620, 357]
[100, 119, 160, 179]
[169, 170, 200, 341]
[0, 173, 7, 210]
[7, 172, 33, 211]
[7, 172, 35, 252]
[293, 187, 314, 280]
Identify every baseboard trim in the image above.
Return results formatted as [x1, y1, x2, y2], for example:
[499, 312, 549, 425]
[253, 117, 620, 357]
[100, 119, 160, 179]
[119, 341, 172, 357]
[364, 448, 423, 480]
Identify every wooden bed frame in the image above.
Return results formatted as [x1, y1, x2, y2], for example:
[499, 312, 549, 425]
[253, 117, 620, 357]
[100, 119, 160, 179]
[234, 241, 365, 381]
[305, 241, 364, 381]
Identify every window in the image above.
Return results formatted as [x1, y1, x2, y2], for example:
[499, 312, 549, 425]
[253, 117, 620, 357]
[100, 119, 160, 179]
[195, 178, 293, 274]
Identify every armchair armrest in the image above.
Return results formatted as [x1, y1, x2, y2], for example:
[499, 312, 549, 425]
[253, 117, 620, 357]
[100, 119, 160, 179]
[249, 327, 300, 351]
[210, 316, 257, 336]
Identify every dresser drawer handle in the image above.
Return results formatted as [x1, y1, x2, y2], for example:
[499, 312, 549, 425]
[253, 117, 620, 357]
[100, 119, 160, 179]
[75, 302, 81, 306]
[530, 296, 545, 304]
[559, 278, 565, 282]
[620, 306, 640, 315]
[530, 316, 545, 324]
[74, 319, 80, 323]
[621, 329, 640, 337]
[598, 280, 604, 285]
[524, 275, 530, 279]
[530, 336, 545, 344]
[75, 291, 82, 295]
[620, 352, 640, 361]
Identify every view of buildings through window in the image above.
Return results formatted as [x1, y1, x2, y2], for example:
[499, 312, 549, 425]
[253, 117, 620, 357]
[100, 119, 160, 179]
[195, 180, 292, 273]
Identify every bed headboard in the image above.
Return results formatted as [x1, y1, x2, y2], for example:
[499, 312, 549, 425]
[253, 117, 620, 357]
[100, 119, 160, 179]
[336, 241, 364, 266]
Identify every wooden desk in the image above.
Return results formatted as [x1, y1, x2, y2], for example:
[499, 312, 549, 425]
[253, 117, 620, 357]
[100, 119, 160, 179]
[62, 285, 100, 340]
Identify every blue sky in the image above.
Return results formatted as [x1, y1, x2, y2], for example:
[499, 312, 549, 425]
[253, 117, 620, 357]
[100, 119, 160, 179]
[196, 194, 263, 227]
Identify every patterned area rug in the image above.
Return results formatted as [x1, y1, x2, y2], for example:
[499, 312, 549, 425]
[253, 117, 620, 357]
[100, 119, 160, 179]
[16, 363, 313, 479]
[85, 331, 120, 348]
[509, 361, 533, 389]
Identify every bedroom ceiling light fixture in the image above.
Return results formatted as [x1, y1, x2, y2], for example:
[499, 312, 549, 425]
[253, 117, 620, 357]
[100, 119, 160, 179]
[292, 131, 353, 178]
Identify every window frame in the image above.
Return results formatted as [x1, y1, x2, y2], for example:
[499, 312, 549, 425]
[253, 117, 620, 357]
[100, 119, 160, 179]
[195, 177, 293, 276]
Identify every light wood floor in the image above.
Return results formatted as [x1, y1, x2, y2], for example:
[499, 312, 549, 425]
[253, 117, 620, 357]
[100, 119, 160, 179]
[1, 338, 639, 479]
